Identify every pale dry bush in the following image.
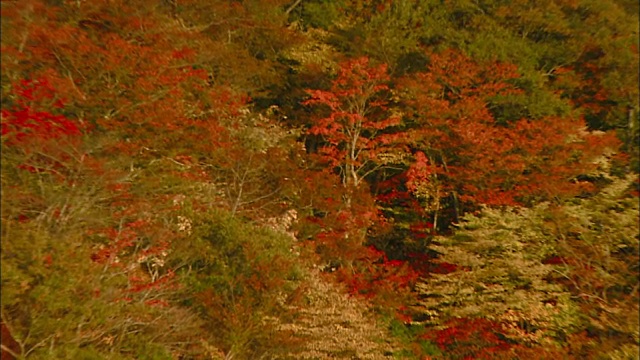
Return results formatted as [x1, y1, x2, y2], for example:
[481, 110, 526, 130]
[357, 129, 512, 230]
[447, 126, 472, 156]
[413, 175, 640, 357]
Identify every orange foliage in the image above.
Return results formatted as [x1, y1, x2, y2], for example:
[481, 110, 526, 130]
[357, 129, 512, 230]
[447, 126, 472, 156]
[403, 49, 621, 207]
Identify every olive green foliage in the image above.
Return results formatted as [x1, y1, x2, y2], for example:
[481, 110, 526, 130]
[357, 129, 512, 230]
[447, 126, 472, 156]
[387, 317, 441, 359]
[352, 1, 424, 68]
[1, 152, 203, 359]
[293, 0, 345, 29]
[1, 162, 302, 358]
[170, 209, 303, 359]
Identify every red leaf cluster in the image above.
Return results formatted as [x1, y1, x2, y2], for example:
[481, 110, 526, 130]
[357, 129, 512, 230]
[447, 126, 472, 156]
[422, 317, 513, 359]
[2, 78, 82, 145]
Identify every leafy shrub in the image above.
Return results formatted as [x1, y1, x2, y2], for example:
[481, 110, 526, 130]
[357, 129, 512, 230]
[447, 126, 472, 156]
[171, 209, 303, 358]
[413, 176, 639, 357]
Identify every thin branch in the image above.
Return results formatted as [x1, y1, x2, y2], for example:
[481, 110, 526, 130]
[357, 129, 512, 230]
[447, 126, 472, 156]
[24, 335, 54, 358]
[0, 344, 20, 359]
[285, 0, 303, 16]
[106, 88, 173, 120]
[1, 311, 26, 356]
[236, 186, 282, 207]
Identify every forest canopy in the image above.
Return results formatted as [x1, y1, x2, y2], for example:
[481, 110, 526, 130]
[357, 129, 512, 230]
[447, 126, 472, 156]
[1, 0, 638, 359]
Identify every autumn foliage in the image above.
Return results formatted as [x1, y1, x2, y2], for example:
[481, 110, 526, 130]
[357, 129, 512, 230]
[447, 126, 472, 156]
[1, 0, 637, 358]
[402, 49, 621, 208]
[304, 57, 402, 189]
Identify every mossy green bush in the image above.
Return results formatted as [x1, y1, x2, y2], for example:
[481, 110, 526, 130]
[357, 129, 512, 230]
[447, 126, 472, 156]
[170, 208, 304, 359]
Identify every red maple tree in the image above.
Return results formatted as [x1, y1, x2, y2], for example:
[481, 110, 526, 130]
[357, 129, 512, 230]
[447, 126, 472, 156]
[304, 57, 402, 193]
